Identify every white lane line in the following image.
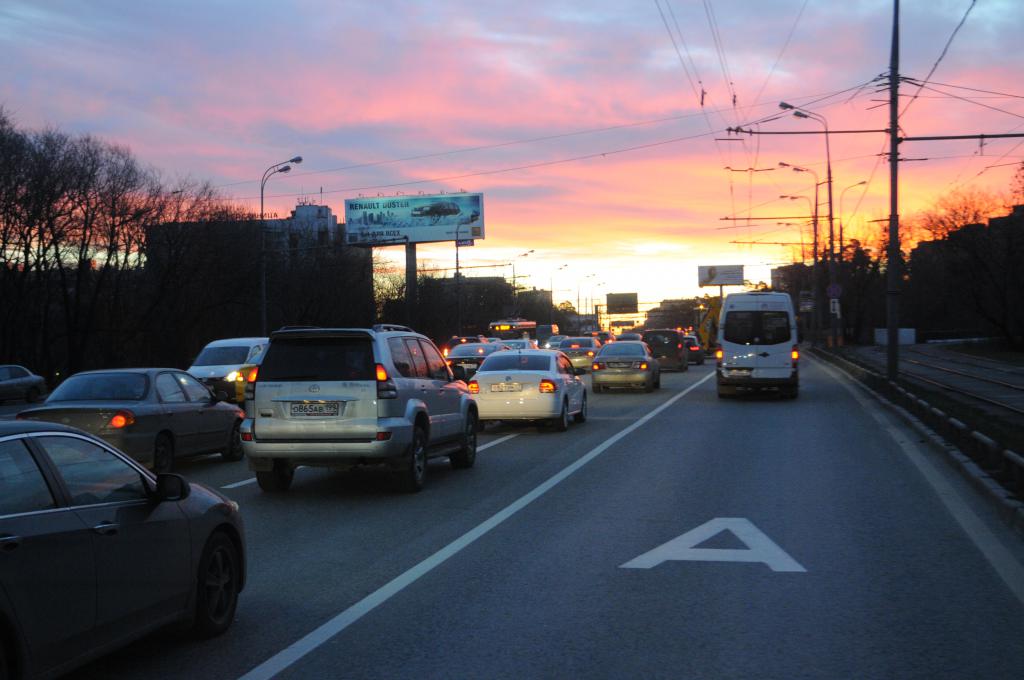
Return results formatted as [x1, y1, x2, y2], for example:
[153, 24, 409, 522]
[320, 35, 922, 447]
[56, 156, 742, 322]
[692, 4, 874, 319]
[238, 373, 714, 680]
[816, 356, 1024, 606]
[220, 436, 519, 490]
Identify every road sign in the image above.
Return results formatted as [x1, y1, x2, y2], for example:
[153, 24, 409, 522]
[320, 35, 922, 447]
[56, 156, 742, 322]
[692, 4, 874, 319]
[798, 291, 813, 312]
[826, 283, 842, 298]
[456, 239, 474, 247]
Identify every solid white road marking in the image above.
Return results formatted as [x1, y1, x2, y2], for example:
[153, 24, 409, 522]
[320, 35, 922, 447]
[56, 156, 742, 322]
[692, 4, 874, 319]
[815, 356, 1024, 605]
[237, 374, 714, 680]
[220, 435, 520, 489]
[620, 517, 807, 572]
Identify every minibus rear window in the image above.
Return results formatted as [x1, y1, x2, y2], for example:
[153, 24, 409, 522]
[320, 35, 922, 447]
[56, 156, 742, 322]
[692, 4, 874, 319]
[723, 311, 791, 345]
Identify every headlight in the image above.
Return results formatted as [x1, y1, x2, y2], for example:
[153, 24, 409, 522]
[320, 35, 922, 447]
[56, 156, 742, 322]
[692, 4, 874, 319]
[225, 371, 240, 382]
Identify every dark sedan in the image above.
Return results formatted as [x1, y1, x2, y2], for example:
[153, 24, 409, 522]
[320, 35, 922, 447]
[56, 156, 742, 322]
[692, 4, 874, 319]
[17, 369, 244, 472]
[0, 365, 47, 404]
[0, 421, 245, 679]
[446, 342, 508, 379]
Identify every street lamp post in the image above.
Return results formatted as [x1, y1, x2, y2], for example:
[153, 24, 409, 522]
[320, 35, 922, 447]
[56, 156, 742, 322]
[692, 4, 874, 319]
[259, 155, 303, 336]
[510, 249, 534, 312]
[839, 180, 867, 261]
[780, 102, 838, 346]
[550, 264, 567, 323]
[455, 223, 464, 335]
[779, 162, 822, 345]
[779, 195, 814, 263]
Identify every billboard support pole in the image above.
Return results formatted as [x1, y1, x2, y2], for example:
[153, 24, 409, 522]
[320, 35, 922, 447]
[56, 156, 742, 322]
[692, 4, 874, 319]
[405, 242, 417, 329]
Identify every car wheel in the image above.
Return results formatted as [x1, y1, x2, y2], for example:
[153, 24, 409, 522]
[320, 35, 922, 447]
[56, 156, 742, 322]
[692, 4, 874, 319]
[573, 392, 588, 423]
[654, 375, 661, 389]
[153, 433, 174, 473]
[25, 386, 41, 403]
[221, 421, 244, 462]
[552, 400, 569, 432]
[450, 412, 477, 469]
[644, 378, 654, 393]
[399, 426, 427, 492]
[192, 532, 240, 639]
[256, 460, 294, 492]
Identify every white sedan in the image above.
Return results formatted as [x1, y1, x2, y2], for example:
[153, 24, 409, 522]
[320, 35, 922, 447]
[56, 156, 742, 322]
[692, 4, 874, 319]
[468, 350, 587, 431]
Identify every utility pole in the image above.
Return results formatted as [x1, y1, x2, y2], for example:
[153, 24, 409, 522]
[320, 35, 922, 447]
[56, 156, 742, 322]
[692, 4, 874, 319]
[886, 0, 900, 380]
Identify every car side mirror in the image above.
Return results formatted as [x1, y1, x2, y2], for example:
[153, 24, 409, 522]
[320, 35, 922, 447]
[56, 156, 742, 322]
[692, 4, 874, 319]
[452, 365, 467, 381]
[154, 473, 191, 502]
[214, 390, 229, 402]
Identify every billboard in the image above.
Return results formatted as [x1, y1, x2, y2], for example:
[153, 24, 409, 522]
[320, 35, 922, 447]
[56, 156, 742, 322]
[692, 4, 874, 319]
[606, 293, 639, 314]
[344, 192, 484, 245]
[698, 265, 744, 287]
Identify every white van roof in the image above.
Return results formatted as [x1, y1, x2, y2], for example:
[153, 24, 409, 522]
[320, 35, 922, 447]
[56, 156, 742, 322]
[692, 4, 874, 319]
[722, 291, 794, 312]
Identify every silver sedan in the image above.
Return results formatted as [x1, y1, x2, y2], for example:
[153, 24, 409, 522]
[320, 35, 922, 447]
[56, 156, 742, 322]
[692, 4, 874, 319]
[17, 368, 245, 472]
[591, 341, 661, 393]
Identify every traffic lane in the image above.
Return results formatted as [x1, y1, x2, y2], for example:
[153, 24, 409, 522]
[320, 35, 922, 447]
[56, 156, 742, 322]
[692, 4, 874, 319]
[278, 358, 1024, 680]
[64, 368, 710, 679]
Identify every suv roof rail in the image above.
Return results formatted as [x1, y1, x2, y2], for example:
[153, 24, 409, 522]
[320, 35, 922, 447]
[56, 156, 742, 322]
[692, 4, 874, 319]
[372, 324, 414, 333]
[277, 325, 321, 331]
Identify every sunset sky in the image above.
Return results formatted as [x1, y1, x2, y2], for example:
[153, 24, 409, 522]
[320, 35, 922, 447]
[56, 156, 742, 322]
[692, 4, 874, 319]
[3, 0, 1022, 310]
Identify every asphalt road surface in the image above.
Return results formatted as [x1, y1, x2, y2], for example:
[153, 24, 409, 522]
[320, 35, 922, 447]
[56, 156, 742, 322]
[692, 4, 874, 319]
[67, 358, 1024, 679]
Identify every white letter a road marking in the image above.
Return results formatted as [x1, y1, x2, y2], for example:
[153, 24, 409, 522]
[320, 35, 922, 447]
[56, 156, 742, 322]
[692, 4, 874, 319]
[620, 518, 806, 573]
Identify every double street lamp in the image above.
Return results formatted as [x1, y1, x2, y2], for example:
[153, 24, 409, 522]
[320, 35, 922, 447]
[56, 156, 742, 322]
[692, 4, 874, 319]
[780, 101, 838, 346]
[259, 155, 303, 335]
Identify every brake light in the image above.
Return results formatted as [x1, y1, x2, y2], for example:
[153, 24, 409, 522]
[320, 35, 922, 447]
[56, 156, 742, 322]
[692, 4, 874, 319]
[586, 350, 594, 357]
[539, 379, 557, 393]
[246, 367, 259, 382]
[376, 432, 392, 441]
[792, 345, 800, 364]
[442, 347, 449, 357]
[678, 343, 683, 349]
[639, 362, 648, 370]
[108, 410, 135, 429]
[688, 345, 700, 351]
[376, 363, 397, 399]
[468, 380, 479, 394]
[241, 431, 253, 442]
[592, 363, 601, 371]
[715, 348, 723, 367]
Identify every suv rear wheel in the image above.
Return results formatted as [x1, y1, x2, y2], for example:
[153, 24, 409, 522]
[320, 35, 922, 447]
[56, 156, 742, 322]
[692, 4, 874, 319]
[256, 460, 294, 492]
[450, 412, 477, 469]
[399, 426, 427, 492]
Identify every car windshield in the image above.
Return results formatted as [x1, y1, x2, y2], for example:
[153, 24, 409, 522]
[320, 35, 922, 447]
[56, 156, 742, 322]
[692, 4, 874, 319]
[723, 311, 792, 345]
[259, 337, 374, 381]
[449, 343, 495, 357]
[479, 354, 550, 372]
[502, 340, 533, 349]
[192, 345, 251, 366]
[48, 373, 148, 401]
[598, 342, 646, 356]
[560, 338, 593, 348]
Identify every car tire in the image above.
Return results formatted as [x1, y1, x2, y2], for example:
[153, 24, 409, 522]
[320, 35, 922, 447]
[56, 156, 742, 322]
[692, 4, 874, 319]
[552, 400, 569, 432]
[573, 392, 587, 423]
[221, 421, 244, 462]
[654, 375, 661, 389]
[399, 426, 428, 492]
[450, 412, 477, 469]
[256, 461, 294, 492]
[192, 532, 240, 639]
[25, 386, 40, 403]
[644, 378, 654, 393]
[153, 433, 174, 473]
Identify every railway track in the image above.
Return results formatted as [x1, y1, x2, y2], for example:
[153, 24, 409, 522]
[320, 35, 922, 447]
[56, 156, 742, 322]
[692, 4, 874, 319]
[897, 355, 1024, 417]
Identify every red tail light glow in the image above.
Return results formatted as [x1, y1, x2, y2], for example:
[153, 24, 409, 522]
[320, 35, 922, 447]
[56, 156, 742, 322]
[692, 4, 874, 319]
[108, 410, 135, 429]
[791, 346, 800, 363]
[539, 379, 557, 393]
[246, 367, 259, 382]
[592, 363, 601, 371]
[468, 380, 479, 394]
[639, 362, 648, 370]
[442, 347, 449, 357]
[586, 350, 594, 357]
[375, 364, 389, 382]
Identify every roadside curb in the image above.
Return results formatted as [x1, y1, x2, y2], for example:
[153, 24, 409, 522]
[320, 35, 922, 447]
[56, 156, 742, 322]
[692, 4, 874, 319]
[809, 348, 1024, 538]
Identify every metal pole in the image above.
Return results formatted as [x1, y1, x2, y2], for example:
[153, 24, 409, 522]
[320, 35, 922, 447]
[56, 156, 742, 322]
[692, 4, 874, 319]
[822, 120, 838, 347]
[886, 0, 901, 379]
[260, 182, 267, 336]
[455, 226, 462, 335]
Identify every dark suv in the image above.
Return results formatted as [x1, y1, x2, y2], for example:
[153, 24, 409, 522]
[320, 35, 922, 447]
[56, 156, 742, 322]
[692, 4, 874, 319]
[641, 329, 689, 372]
[240, 325, 479, 493]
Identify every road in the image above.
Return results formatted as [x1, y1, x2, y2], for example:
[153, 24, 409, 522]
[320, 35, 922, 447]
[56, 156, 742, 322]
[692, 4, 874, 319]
[67, 358, 1024, 679]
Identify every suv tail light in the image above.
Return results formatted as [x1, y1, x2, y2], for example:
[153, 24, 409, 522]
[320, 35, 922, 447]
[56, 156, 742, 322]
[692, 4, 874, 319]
[539, 379, 557, 393]
[468, 380, 479, 394]
[376, 363, 398, 399]
[108, 410, 136, 429]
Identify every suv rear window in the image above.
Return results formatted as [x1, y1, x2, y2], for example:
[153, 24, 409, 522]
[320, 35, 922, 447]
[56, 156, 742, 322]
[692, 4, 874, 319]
[723, 311, 791, 345]
[260, 337, 374, 381]
[642, 331, 678, 346]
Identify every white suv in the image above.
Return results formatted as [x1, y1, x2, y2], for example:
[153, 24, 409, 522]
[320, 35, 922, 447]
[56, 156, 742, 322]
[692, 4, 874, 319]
[239, 325, 478, 492]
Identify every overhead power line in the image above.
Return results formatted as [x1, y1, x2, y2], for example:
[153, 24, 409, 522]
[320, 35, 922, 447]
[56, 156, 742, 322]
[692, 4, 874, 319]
[899, 0, 978, 119]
